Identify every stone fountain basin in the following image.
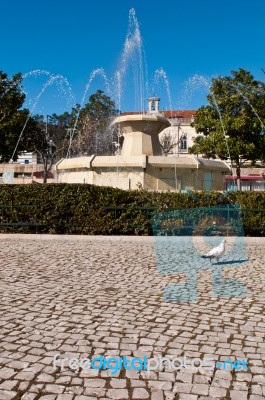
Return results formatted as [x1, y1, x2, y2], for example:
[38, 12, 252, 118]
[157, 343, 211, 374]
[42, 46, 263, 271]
[112, 114, 170, 135]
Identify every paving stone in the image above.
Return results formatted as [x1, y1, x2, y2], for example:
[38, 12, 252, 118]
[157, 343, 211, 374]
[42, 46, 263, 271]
[15, 371, 36, 380]
[67, 386, 84, 395]
[132, 388, 149, 398]
[251, 385, 263, 395]
[0, 381, 18, 391]
[209, 386, 227, 398]
[178, 395, 198, 400]
[151, 390, 164, 400]
[232, 381, 249, 391]
[176, 372, 193, 383]
[0, 391, 17, 400]
[7, 360, 28, 369]
[148, 381, 173, 391]
[158, 372, 175, 382]
[0, 368, 15, 380]
[43, 384, 65, 394]
[21, 394, 38, 400]
[75, 397, 97, 400]
[211, 378, 231, 389]
[0, 235, 264, 399]
[130, 379, 146, 387]
[173, 383, 192, 394]
[230, 390, 249, 400]
[214, 370, 233, 380]
[84, 388, 106, 397]
[36, 373, 55, 383]
[191, 384, 209, 396]
[106, 389, 129, 399]
[109, 379, 127, 388]
[235, 372, 252, 382]
[83, 379, 106, 388]
[193, 375, 211, 384]
[252, 375, 265, 384]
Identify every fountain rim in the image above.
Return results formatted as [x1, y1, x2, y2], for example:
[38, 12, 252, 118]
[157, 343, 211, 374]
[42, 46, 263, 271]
[111, 113, 171, 127]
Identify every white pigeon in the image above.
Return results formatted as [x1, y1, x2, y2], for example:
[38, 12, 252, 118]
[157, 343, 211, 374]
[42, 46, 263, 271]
[201, 239, 226, 263]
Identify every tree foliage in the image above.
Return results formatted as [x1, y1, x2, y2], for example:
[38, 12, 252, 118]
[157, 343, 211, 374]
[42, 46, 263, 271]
[71, 90, 120, 156]
[24, 109, 79, 182]
[190, 68, 265, 187]
[0, 71, 40, 162]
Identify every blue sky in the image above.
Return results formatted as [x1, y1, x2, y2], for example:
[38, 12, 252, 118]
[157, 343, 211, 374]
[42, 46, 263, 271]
[1, 0, 264, 115]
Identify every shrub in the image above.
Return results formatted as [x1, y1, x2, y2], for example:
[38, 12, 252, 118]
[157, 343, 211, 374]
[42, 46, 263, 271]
[0, 184, 264, 235]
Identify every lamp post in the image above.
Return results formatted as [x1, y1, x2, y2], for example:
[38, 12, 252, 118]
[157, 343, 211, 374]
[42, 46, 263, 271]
[45, 115, 52, 140]
[171, 115, 183, 191]
[175, 116, 183, 157]
[177, 124, 181, 157]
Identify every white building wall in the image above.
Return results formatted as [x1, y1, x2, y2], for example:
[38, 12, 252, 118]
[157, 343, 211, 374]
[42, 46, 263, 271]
[159, 120, 197, 156]
[16, 152, 37, 164]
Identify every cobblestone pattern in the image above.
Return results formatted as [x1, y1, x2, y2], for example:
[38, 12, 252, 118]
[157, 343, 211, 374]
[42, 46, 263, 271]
[0, 234, 264, 400]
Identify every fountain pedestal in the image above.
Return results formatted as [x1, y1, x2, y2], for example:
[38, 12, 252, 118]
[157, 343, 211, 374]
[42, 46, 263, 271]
[113, 114, 170, 157]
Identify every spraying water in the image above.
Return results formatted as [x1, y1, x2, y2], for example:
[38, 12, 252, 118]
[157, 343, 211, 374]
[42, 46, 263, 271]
[227, 82, 265, 131]
[66, 68, 111, 157]
[178, 74, 210, 109]
[66, 8, 148, 156]
[22, 70, 76, 111]
[180, 74, 235, 180]
[115, 8, 147, 112]
[11, 74, 75, 161]
[23, 69, 51, 79]
[210, 92, 234, 174]
[153, 68, 173, 115]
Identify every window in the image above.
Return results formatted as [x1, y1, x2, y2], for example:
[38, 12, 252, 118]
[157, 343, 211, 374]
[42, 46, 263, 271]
[180, 135, 187, 150]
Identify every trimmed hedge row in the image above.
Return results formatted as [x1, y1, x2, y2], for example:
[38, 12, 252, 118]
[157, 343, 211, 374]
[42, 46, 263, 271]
[0, 184, 264, 235]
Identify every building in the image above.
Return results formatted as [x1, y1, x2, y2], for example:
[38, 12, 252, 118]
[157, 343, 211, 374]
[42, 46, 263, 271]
[159, 110, 196, 155]
[225, 171, 265, 191]
[0, 152, 54, 184]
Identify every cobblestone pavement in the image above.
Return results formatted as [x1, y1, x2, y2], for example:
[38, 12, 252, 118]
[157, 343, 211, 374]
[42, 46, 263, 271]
[0, 234, 264, 400]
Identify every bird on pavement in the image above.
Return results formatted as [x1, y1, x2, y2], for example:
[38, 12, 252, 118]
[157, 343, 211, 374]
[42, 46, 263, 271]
[201, 239, 226, 264]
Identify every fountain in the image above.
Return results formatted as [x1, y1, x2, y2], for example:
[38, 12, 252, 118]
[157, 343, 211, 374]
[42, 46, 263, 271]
[55, 96, 230, 191]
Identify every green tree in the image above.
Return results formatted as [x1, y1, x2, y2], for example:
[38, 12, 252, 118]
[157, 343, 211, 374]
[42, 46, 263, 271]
[23, 120, 57, 183]
[24, 110, 76, 183]
[0, 71, 40, 162]
[71, 90, 120, 156]
[190, 68, 265, 190]
[24, 109, 78, 182]
[44, 112, 75, 159]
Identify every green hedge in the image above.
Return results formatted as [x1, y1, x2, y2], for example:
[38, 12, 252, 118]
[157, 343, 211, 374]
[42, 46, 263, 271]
[0, 184, 264, 235]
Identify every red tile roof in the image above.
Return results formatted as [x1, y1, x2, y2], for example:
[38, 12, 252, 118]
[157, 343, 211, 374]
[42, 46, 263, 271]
[122, 110, 196, 119]
[161, 110, 196, 119]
